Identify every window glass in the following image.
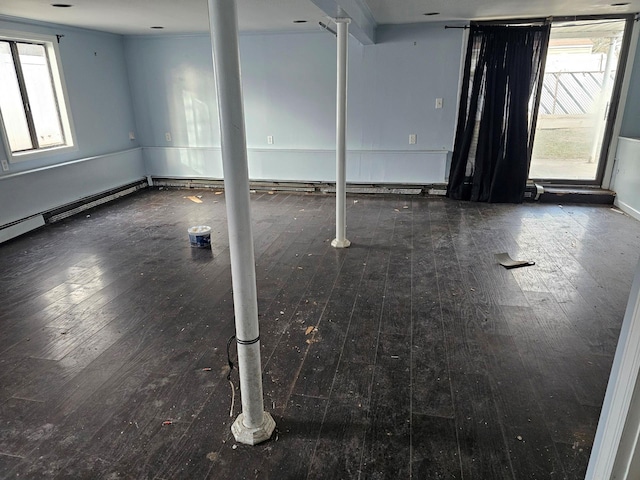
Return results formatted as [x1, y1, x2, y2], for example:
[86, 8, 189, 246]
[0, 41, 33, 151]
[17, 42, 64, 148]
[0, 34, 74, 159]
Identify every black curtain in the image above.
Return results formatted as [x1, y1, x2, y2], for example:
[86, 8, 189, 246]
[447, 22, 550, 203]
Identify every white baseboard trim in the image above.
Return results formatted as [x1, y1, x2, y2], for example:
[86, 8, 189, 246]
[615, 199, 640, 222]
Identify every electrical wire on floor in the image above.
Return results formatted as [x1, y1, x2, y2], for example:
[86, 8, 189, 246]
[226, 334, 236, 418]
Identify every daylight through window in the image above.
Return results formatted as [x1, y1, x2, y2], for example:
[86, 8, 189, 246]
[0, 35, 73, 158]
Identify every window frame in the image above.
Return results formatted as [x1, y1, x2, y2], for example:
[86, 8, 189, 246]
[0, 30, 77, 163]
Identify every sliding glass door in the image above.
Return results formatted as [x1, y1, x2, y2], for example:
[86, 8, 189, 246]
[529, 18, 630, 182]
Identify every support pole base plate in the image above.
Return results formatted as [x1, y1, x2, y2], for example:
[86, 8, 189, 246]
[331, 238, 351, 248]
[231, 412, 276, 445]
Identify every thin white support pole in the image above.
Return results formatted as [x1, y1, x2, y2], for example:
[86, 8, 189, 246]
[207, 0, 274, 445]
[331, 18, 351, 249]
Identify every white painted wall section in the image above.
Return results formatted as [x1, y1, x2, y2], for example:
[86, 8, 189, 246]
[611, 137, 640, 221]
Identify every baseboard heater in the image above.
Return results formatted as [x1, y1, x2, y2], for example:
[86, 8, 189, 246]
[0, 179, 148, 244]
[44, 179, 148, 224]
[0, 215, 46, 244]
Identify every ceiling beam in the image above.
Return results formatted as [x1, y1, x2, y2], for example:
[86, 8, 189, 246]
[309, 0, 377, 45]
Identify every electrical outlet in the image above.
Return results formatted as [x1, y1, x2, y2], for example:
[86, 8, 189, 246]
[435, 98, 443, 109]
[409, 134, 417, 145]
[1, 159, 8, 172]
[165, 132, 172, 142]
[129, 131, 136, 140]
[267, 135, 273, 145]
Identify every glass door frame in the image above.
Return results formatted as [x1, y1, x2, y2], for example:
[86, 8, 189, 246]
[528, 14, 636, 186]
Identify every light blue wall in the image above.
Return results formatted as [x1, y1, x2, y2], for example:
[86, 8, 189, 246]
[124, 34, 219, 149]
[124, 24, 464, 183]
[0, 18, 139, 173]
[240, 32, 336, 150]
[0, 17, 143, 226]
[0, 149, 145, 227]
[352, 24, 462, 152]
[620, 33, 640, 139]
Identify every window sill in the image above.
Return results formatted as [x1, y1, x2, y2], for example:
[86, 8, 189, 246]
[9, 144, 78, 163]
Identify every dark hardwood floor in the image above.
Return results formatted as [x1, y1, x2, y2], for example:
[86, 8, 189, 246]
[1, 189, 639, 479]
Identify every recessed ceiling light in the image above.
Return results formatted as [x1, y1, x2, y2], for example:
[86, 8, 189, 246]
[423, 12, 440, 16]
[51, 3, 73, 7]
[293, 20, 307, 23]
[150, 26, 165, 29]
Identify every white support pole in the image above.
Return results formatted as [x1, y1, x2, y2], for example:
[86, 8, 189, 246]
[207, 0, 274, 445]
[331, 18, 351, 249]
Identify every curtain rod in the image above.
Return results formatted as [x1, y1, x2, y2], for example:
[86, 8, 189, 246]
[445, 20, 549, 29]
[319, 21, 337, 36]
[446, 13, 637, 29]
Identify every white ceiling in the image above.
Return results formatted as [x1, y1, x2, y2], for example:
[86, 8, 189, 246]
[365, 0, 639, 24]
[0, 0, 331, 35]
[0, 0, 637, 37]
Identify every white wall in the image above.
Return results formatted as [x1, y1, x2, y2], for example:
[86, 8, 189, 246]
[612, 137, 640, 221]
[124, 24, 464, 184]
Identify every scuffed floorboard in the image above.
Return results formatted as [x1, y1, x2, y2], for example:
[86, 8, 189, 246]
[0, 189, 639, 479]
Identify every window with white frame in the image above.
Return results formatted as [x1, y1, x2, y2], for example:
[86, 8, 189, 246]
[0, 32, 74, 160]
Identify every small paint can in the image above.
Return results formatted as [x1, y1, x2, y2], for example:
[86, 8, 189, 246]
[188, 225, 211, 248]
